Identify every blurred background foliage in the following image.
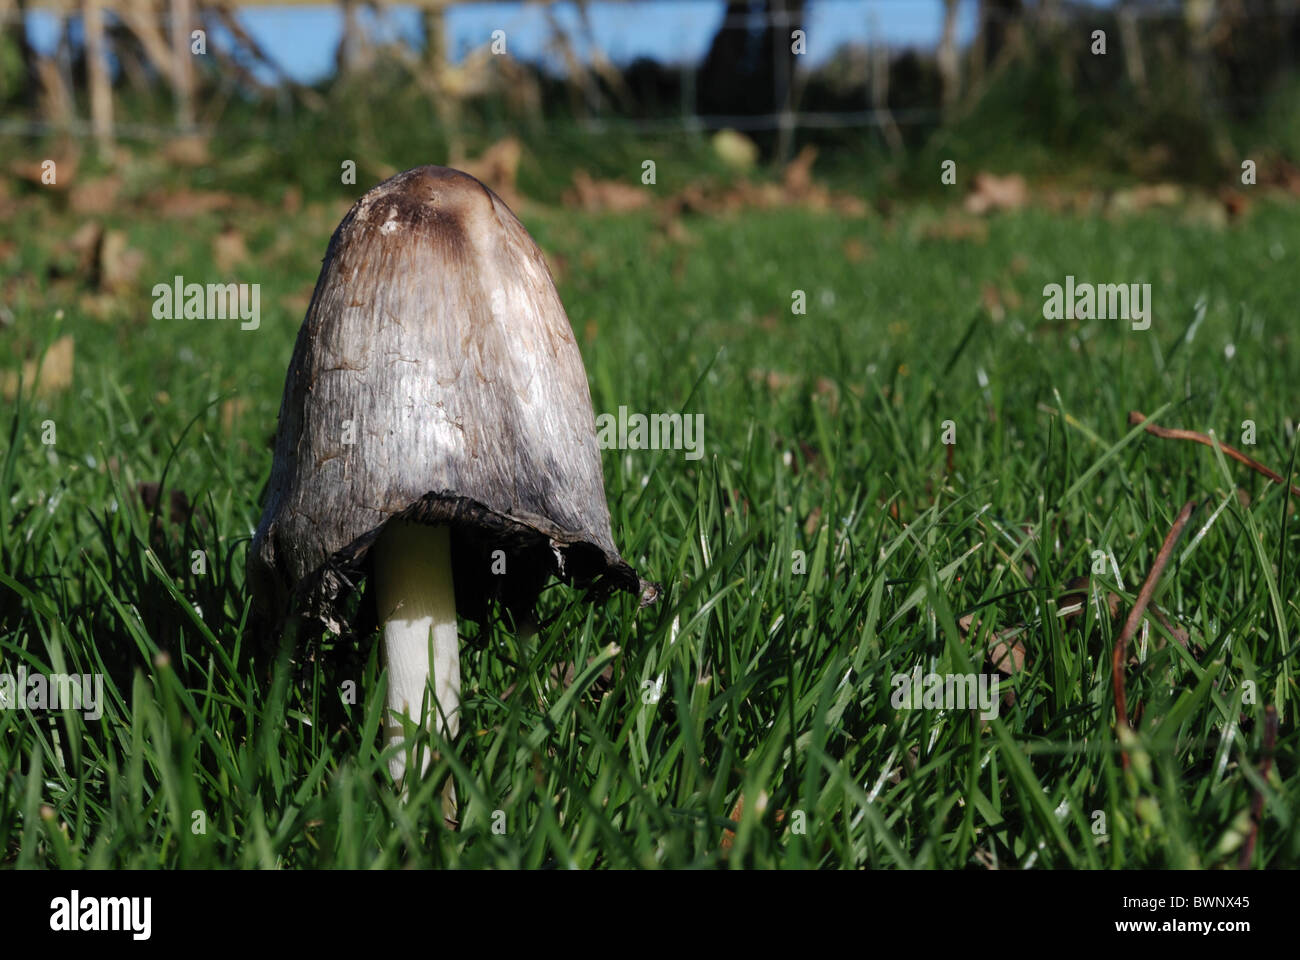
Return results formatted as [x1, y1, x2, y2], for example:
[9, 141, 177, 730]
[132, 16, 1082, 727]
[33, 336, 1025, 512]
[1, 1, 1299, 202]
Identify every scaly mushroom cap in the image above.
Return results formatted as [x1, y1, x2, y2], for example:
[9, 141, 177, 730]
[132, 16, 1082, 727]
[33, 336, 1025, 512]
[248, 166, 657, 634]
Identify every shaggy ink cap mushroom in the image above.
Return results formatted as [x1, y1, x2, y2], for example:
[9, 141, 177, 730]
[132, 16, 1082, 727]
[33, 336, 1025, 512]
[247, 166, 658, 791]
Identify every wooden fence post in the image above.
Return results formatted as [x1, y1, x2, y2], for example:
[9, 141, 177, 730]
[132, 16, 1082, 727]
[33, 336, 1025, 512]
[84, 0, 114, 150]
[171, 0, 195, 129]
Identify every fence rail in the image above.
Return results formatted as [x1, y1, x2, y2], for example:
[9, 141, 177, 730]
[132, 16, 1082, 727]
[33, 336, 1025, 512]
[4, 0, 1297, 151]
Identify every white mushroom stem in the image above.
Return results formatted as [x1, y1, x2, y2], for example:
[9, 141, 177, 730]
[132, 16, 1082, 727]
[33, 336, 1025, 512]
[373, 520, 459, 814]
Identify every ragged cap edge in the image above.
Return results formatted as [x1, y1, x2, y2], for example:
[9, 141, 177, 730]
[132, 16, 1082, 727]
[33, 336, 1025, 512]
[638, 578, 662, 606]
[269, 490, 657, 631]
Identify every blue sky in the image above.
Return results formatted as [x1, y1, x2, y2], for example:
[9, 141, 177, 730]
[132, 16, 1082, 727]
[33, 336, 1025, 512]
[24, 0, 1116, 85]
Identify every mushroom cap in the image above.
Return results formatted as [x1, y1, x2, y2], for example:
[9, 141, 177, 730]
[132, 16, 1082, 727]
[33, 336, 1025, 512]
[248, 166, 657, 634]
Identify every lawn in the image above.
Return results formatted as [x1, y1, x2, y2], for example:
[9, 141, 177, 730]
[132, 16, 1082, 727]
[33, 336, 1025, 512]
[2, 185, 1297, 867]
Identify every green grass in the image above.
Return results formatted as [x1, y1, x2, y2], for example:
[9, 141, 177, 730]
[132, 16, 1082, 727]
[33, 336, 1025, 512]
[1, 185, 1297, 868]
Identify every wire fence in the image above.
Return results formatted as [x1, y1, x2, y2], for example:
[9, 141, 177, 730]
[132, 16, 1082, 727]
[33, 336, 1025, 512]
[2, 0, 1297, 147]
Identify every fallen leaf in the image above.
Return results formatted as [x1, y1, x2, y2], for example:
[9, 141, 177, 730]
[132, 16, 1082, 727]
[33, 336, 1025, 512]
[563, 170, 651, 213]
[68, 221, 104, 278]
[964, 172, 1028, 215]
[663, 170, 866, 218]
[10, 153, 78, 189]
[220, 396, 249, 433]
[1109, 182, 1182, 213]
[804, 506, 822, 537]
[98, 230, 143, 292]
[2, 335, 74, 400]
[988, 630, 1027, 674]
[213, 228, 249, 273]
[749, 368, 795, 392]
[658, 215, 693, 245]
[981, 284, 1005, 321]
[782, 145, 818, 195]
[842, 238, 873, 263]
[460, 137, 524, 208]
[813, 376, 840, 415]
[163, 135, 210, 168]
[69, 176, 122, 214]
[1219, 187, 1250, 220]
[721, 792, 784, 853]
[280, 285, 315, 316]
[145, 188, 238, 218]
[921, 214, 988, 243]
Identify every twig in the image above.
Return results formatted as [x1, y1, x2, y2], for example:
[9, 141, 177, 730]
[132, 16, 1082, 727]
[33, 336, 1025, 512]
[1237, 704, 1278, 869]
[210, 3, 326, 112]
[1129, 410, 1300, 498]
[1112, 500, 1197, 767]
[964, 575, 1193, 680]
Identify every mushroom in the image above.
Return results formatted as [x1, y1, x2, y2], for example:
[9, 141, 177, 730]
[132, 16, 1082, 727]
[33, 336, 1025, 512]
[247, 166, 657, 809]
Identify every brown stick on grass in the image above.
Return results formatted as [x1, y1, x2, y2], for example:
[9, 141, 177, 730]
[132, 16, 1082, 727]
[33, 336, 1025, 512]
[1237, 705, 1279, 869]
[1112, 500, 1198, 768]
[1129, 411, 1300, 498]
